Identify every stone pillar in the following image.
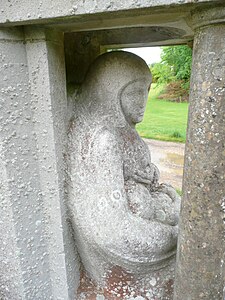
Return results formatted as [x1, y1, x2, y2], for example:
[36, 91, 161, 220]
[0, 29, 26, 300]
[174, 7, 225, 300]
[0, 27, 79, 299]
[25, 27, 80, 299]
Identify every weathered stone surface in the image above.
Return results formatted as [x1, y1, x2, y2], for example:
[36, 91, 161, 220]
[65, 32, 101, 84]
[67, 51, 180, 299]
[0, 0, 218, 25]
[174, 10, 225, 300]
[0, 1, 224, 299]
[1, 1, 222, 53]
[24, 27, 80, 300]
[0, 28, 27, 300]
[0, 27, 78, 300]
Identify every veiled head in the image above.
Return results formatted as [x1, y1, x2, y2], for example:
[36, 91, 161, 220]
[81, 51, 152, 127]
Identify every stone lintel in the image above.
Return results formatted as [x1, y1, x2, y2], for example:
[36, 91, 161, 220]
[0, 27, 25, 41]
[191, 5, 225, 30]
[0, 0, 221, 26]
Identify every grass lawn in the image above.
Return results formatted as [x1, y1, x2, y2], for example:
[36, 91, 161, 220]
[136, 83, 189, 143]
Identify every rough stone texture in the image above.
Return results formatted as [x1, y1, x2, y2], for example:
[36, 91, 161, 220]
[0, 27, 79, 299]
[174, 12, 225, 300]
[191, 4, 225, 29]
[1, 1, 223, 56]
[24, 27, 80, 300]
[0, 0, 219, 25]
[0, 1, 225, 299]
[0, 28, 52, 299]
[67, 52, 180, 299]
[0, 29, 31, 300]
[65, 32, 101, 84]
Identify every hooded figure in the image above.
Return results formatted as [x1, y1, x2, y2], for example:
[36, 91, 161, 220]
[67, 51, 180, 296]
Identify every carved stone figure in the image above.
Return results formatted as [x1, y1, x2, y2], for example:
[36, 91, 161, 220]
[67, 51, 180, 299]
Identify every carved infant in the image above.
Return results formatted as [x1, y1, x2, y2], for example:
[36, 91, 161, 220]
[120, 80, 180, 226]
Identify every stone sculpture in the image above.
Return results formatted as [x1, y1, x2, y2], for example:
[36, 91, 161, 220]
[67, 51, 180, 299]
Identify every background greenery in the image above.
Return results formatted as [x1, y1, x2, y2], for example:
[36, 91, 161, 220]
[150, 45, 192, 103]
[136, 45, 191, 142]
[136, 83, 189, 143]
[151, 45, 192, 89]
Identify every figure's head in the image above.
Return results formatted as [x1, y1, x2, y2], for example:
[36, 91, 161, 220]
[120, 79, 151, 127]
[82, 51, 152, 126]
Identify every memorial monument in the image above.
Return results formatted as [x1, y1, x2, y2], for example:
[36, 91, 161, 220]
[0, 1, 224, 299]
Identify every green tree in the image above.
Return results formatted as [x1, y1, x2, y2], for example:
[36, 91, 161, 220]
[150, 45, 192, 90]
[161, 45, 192, 84]
[150, 62, 175, 84]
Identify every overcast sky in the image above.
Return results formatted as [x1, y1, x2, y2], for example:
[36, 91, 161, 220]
[123, 46, 162, 65]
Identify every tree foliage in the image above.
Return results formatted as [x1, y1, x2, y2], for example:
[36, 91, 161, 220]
[161, 45, 192, 84]
[150, 45, 192, 90]
[151, 62, 174, 84]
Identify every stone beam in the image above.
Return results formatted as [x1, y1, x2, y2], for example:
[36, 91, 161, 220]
[0, 0, 220, 26]
[174, 6, 225, 300]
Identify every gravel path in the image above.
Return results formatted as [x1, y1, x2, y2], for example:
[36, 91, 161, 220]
[144, 139, 185, 190]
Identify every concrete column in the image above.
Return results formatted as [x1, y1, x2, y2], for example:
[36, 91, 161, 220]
[0, 27, 79, 299]
[174, 7, 225, 300]
[25, 27, 80, 299]
[0, 27, 26, 300]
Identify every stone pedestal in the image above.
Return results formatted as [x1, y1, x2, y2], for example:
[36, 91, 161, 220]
[174, 7, 225, 300]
